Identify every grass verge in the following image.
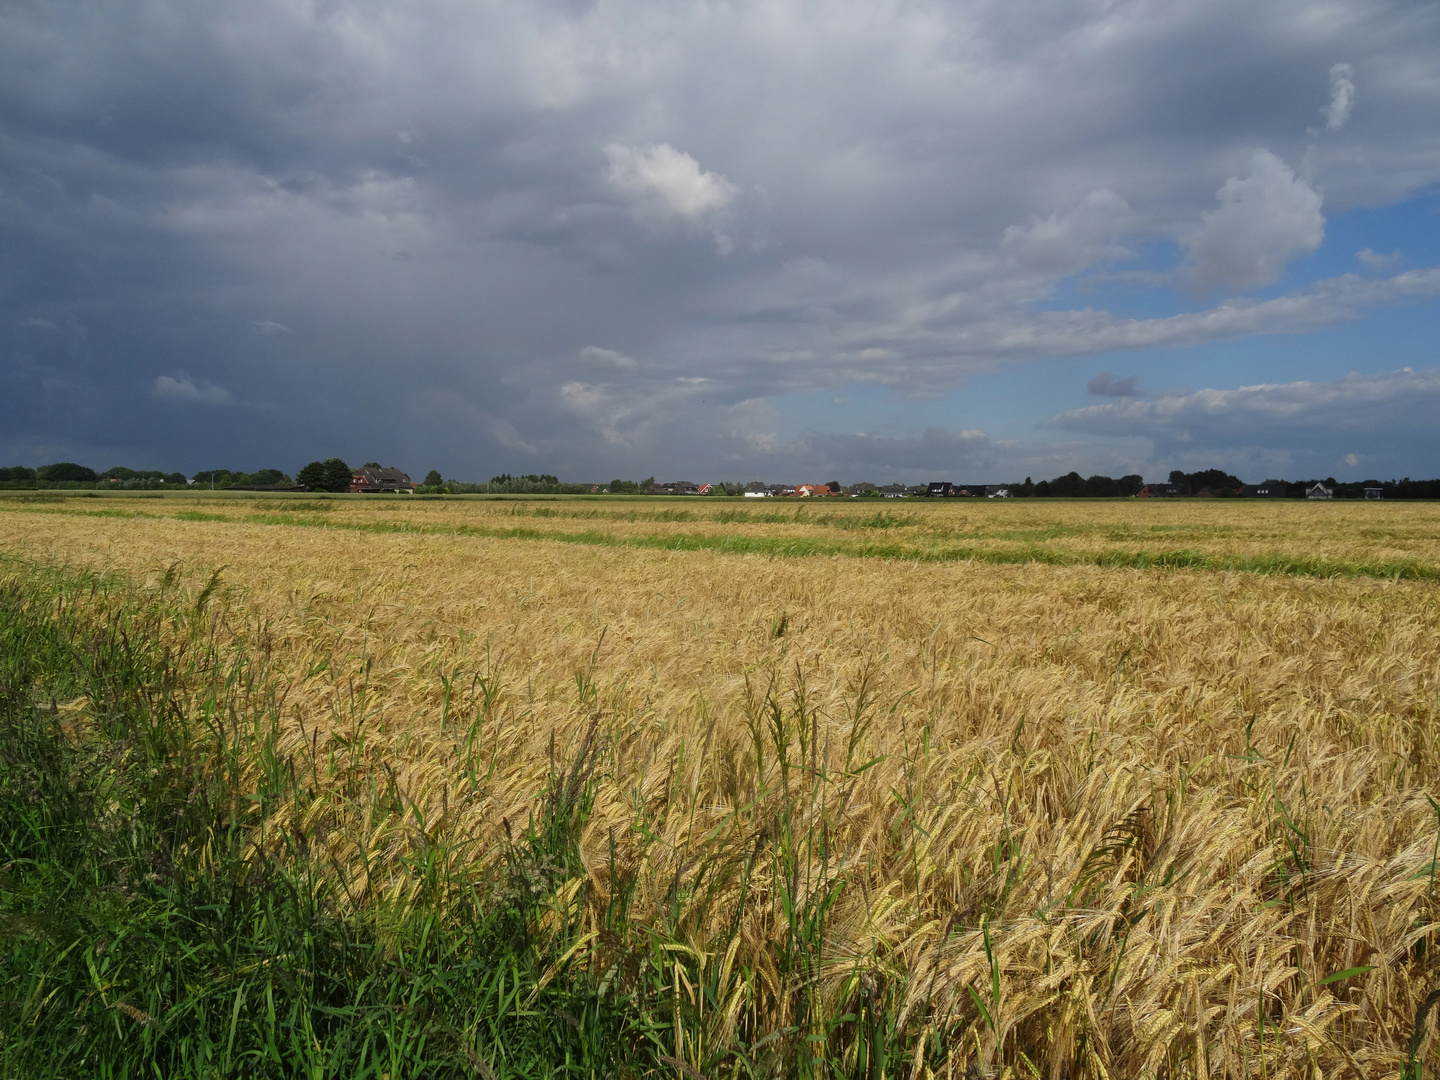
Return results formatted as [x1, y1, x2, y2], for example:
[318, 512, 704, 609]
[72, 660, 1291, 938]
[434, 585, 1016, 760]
[0, 563, 649, 1078]
[0, 559, 951, 1078]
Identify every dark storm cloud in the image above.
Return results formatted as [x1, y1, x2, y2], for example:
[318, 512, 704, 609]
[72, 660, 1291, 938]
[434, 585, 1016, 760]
[2, 0, 1439, 477]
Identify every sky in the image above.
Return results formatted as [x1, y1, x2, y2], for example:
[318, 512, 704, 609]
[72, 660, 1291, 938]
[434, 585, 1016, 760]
[2, 0, 1439, 485]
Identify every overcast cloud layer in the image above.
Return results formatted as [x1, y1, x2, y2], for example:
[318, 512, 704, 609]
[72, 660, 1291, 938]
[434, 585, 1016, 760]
[3, 0, 1439, 482]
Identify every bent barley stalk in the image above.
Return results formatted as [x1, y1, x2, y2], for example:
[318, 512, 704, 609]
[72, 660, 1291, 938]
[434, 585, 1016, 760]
[1, 498, 1439, 1077]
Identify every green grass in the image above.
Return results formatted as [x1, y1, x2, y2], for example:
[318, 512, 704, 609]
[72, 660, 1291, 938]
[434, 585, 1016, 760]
[0, 563, 651, 1078]
[0, 560, 936, 1077]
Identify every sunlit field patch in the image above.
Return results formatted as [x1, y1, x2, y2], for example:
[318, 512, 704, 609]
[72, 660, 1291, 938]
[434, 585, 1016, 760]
[2, 495, 1439, 1077]
[6, 492, 1440, 579]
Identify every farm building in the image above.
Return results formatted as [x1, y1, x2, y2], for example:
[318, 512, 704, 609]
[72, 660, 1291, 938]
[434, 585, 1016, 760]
[350, 466, 415, 493]
[1239, 481, 1287, 497]
[1137, 483, 1185, 497]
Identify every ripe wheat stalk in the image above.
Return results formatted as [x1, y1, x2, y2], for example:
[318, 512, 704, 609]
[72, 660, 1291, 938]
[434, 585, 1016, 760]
[3, 497, 1439, 1077]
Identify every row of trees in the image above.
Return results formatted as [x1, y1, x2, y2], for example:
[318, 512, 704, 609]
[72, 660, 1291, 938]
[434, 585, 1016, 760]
[1, 458, 415, 493]
[1008, 470, 1440, 499]
[9, 459, 1440, 499]
[1285, 477, 1440, 499]
[0, 463, 298, 490]
[1015, 473, 1147, 498]
[0, 463, 192, 489]
[191, 469, 292, 488]
[0, 464, 194, 485]
[425, 473, 593, 495]
[293, 461, 573, 494]
[1003, 469, 1282, 498]
[426, 470, 1440, 500]
[1153, 468, 1440, 500]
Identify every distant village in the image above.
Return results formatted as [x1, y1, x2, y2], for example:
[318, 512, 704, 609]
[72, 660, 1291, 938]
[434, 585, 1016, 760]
[4, 461, 1439, 500]
[584, 475, 1385, 500]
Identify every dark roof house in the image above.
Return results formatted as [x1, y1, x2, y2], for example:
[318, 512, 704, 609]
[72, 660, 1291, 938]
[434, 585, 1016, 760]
[350, 466, 415, 493]
[1137, 483, 1184, 498]
[1239, 481, 1287, 497]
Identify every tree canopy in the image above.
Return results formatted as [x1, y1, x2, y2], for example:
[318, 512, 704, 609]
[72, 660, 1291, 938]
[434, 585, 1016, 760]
[37, 463, 97, 483]
[297, 458, 353, 493]
[1170, 468, 1242, 493]
[1029, 472, 1144, 498]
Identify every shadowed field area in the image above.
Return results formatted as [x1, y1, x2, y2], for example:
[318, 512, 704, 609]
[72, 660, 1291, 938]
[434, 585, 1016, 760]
[2, 498, 1439, 1078]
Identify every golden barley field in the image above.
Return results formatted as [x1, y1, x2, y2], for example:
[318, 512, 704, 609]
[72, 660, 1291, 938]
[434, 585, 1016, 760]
[4, 492, 1440, 1078]
[9, 491, 1440, 574]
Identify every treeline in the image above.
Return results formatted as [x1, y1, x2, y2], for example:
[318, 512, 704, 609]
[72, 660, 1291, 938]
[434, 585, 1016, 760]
[1009, 469, 1440, 499]
[191, 468, 292, 488]
[427, 474, 593, 495]
[299, 463, 595, 495]
[0, 463, 294, 490]
[1008, 469, 1242, 498]
[1280, 477, 1440, 499]
[0, 458, 594, 494]
[1012, 472, 1146, 498]
[9, 459, 1440, 499]
[0, 463, 192, 490]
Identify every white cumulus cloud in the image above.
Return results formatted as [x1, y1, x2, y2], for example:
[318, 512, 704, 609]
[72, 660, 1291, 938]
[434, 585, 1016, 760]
[1358, 247, 1401, 271]
[1001, 189, 1134, 276]
[151, 374, 233, 405]
[1182, 151, 1325, 294]
[1326, 63, 1356, 131]
[605, 142, 739, 248]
